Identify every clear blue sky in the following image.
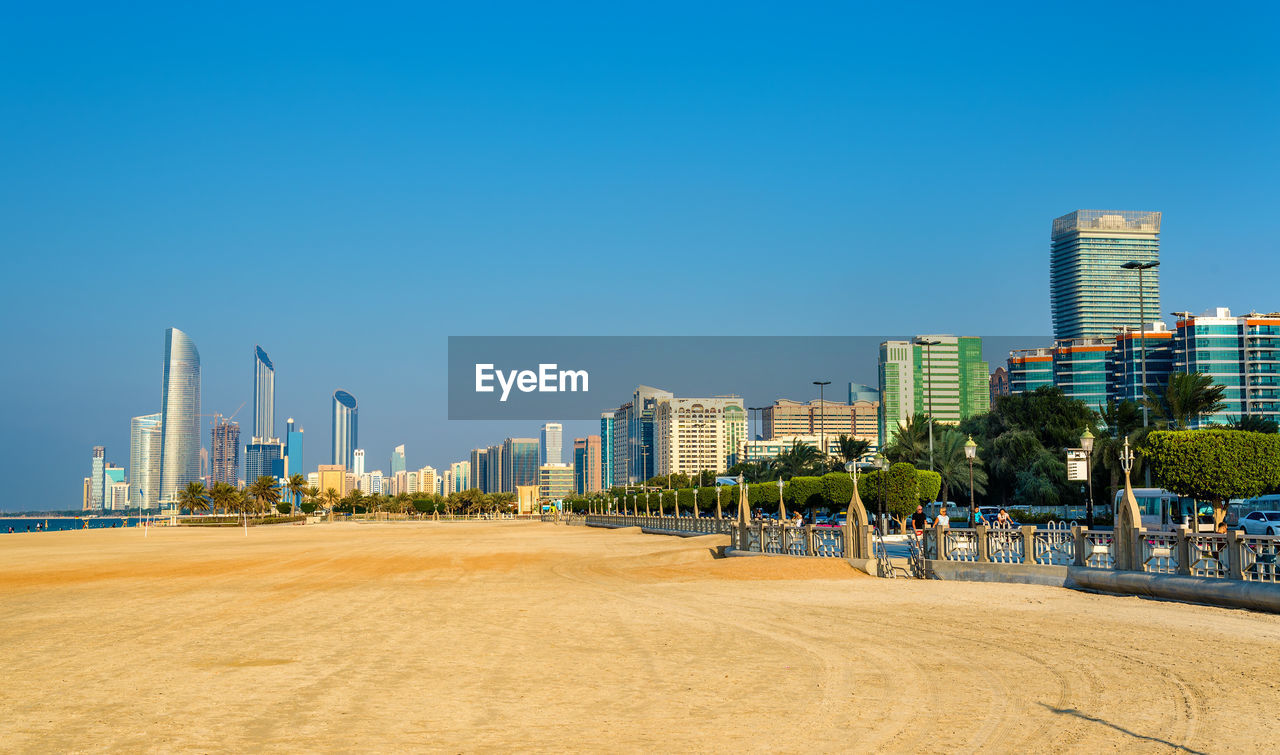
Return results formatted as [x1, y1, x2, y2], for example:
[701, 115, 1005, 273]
[2, 2, 1277, 510]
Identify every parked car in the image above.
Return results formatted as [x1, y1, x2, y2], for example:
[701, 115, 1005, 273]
[1238, 510, 1280, 535]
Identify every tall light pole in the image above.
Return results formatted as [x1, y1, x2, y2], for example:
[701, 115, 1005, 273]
[1121, 261, 1160, 428]
[1080, 428, 1095, 529]
[916, 338, 942, 470]
[964, 435, 977, 527]
[813, 380, 831, 465]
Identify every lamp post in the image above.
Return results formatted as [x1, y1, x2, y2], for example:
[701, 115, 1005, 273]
[1121, 261, 1160, 427]
[875, 453, 887, 530]
[1080, 428, 1095, 529]
[777, 478, 786, 521]
[964, 435, 977, 527]
[813, 380, 831, 466]
[693, 483, 700, 519]
[645, 491, 650, 517]
[916, 338, 942, 470]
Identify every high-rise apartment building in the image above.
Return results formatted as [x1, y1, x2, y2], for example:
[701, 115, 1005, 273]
[538, 463, 574, 501]
[109, 479, 130, 511]
[245, 438, 285, 482]
[89, 446, 106, 510]
[1173, 308, 1280, 426]
[1007, 348, 1055, 395]
[540, 423, 563, 465]
[331, 390, 357, 469]
[210, 418, 240, 486]
[608, 385, 673, 485]
[353, 449, 366, 477]
[501, 438, 539, 492]
[573, 436, 602, 494]
[470, 448, 488, 493]
[253, 345, 275, 440]
[285, 418, 304, 478]
[159, 327, 201, 504]
[450, 461, 470, 492]
[390, 444, 406, 477]
[653, 396, 746, 477]
[130, 413, 163, 509]
[761, 398, 878, 447]
[879, 336, 989, 443]
[1050, 210, 1161, 341]
[485, 444, 505, 493]
[599, 412, 614, 490]
[418, 466, 438, 495]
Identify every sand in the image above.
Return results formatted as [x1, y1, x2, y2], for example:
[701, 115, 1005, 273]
[1, 521, 1278, 753]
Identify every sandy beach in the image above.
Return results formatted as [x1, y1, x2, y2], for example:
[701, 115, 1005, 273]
[1, 521, 1277, 752]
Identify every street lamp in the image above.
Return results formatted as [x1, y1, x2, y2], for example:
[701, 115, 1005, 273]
[916, 338, 943, 470]
[693, 482, 700, 519]
[777, 478, 786, 521]
[1080, 428, 1095, 529]
[964, 435, 977, 527]
[1121, 261, 1160, 431]
[813, 380, 831, 466]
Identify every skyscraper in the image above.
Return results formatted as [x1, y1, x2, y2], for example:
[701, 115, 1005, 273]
[879, 336, 989, 443]
[130, 413, 162, 509]
[159, 327, 201, 504]
[573, 436, 602, 494]
[501, 438, 538, 492]
[1050, 210, 1161, 341]
[540, 422, 563, 465]
[608, 385, 673, 485]
[390, 444, 406, 477]
[253, 345, 275, 440]
[89, 446, 106, 510]
[353, 449, 366, 477]
[285, 418, 304, 478]
[331, 390, 358, 469]
[245, 438, 285, 482]
[450, 460, 471, 492]
[653, 396, 747, 477]
[470, 448, 488, 493]
[210, 418, 240, 486]
[599, 412, 614, 490]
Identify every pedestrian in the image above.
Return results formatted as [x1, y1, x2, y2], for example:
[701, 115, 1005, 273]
[934, 506, 951, 529]
[996, 509, 1011, 528]
[911, 505, 927, 535]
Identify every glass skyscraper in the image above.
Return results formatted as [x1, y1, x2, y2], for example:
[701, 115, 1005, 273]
[159, 327, 201, 504]
[253, 345, 275, 441]
[1050, 210, 1161, 341]
[599, 412, 614, 490]
[331, 389, 358, 469]
[540, 422, 563, 465]
[90, 446, 106, 510]
[130, 413, 162, 509]
[286, 418, 304, 478]
[502, 437, 540, 492]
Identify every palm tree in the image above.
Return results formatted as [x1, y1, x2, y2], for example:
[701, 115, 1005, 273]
[209, 481, 238, 516]
[286, 474, 308, 515]
[320, 487, 341, 521]
[834, 434, 872, 472]
[771, 440, 823, 480]
[883, 414, 932, 465]
[248, 476, 283, 517]
[1230, 415, 1279, 434]
[177, 481, 209, 516]
[1144, 372, 1226, 430]
[395, 492, 413, 517]
[932, 430, 988, 506]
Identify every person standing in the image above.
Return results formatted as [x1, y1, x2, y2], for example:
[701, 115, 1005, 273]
[911, 505, 927, 535]
[934, 506, 951, 529]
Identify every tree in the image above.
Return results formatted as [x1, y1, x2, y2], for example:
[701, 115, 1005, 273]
[320, 487, 341, 521]
[1230, 415, 1280, 434]
[883, 415, 931, 466]
[784, 476, 824, 512]
[1143, 429, 1280, 527]
[275, 501, 291, 515]
[176, 481, 209, 516]
[208, 481, 237, 515]
[932, 430, 987, 504]
[286, 474, 308, 515]
[884, 463, 920, 528]
[248, 476, 282, 518]
[395, 492, 413, 516]
[916, 470, 942, 504]
[835, 435, 871, 465]
[1144, 372, 1226, 430]
[771, 440, 823, 480]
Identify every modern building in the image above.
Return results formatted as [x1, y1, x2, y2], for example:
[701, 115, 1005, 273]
[538, 463, 574, 501]
[1007, 348, 1055, 395]
[1173, 308, 1280, 426]
[418, 466, 438, 495]
[82, 477, 91, 510]
[158, 327, 201, 504]
[1109, 325, 1175, 406]
[989, 367, 1010, 404]
[540, 423, 563, 465]
[353, 449, 366, 477]
[89, 446, 106, 510]
[470, 448, 488, 493]
[317, 464, 348, 496]
[253, 345, 275, 440]
[1052, 338, 1114, 410]
[502, 438, 540, 492]
[599, 412, 614, 490]
[761, 398, 878, 447]
[245, 438, 285, 482]
[653, 396, 746, 477]
[390, 444, 406, 477]
[485, 443, 505, 493]
[609, 385, 673, 486]
[331, 390, 358, 469]
[1050, 209, 1161, 341]
[285, 419, 304, 478]
[109, 480, 130, 511]
[879, 336, 989, 442]
[130, 413, 163, 509]
[450, 461, 470, 493]
[848, 382, 878, 404]
[573, 436, 602, 494]
[210, 418, 240, 486]
[732, 435, 851, 465]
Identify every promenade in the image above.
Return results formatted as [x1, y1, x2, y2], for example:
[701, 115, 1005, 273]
[1, 521, 1277, 752]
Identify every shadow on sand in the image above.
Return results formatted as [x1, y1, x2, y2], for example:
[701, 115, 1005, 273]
[1037, 702, 1207, 754]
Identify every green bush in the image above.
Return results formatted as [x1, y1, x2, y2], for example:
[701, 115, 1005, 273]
[917, 470, 942, 503]
[275, 502, 292, 515]
[785, 476, 824, 510]
[299, 502, 317, 514]
[1143, 429, 1280, 524]
[886, 463, 920, 523]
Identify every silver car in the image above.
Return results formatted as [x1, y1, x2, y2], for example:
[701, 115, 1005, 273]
[1238, 510, 1280, 535]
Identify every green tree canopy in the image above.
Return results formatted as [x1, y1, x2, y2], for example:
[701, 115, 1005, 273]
[1143, 429, 1280, 525]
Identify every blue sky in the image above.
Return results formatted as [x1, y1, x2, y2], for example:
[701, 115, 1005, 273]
[2, 2, 1277, 509]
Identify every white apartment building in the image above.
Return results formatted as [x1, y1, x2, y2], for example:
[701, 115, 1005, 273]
[654, 396, 747, 477]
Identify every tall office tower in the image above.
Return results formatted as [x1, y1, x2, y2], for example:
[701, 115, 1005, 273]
[573, 436, 602, 494]
[285, 419, 304, 478]
[89, 446, 106, 510]
[450, 461, 470, 492]
[130, 413, 163, 509]
[367, 470, 383, 495]
[1050, 210, 1161, 341]
[158, 327, 201, 504]
[82, 477, 91, 510]
[761, 398, 879, 447]
[609, 385, 673, 485]
[390, 444, 406, 477]
[599, 412, 614, 490]
[653, 396, 747, 477]
[200, 447, 209, 484]
[353, 449, 366, 477]
[331, 390, 358, 468]
[252, 345, 275, 440]
[485, 444, 505, 493]
[1007, 348, 1055, 394]
[540, 423, 563, 465]
[245, 438, 286, 481]
[1108, 325, 1174, 406]
[538, 463, 574, 501]
[210, 418, 241, 486]
[1051, 338, 1114, 410]
[469, 448, 488, 493]
[879, 336, 989, 443]
[501, 438, 539, 492]
[440, 470, 453, 496]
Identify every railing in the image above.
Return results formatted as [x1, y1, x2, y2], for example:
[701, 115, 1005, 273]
[1140, 532, 1179, 574]
[986, 528, 1024, 564]
[1239, 535, 1280, 583]
[944, 529, 980, 562]
[583, 514, 734, 536]
[1034, 523, 1075, 566]
[1083, 530, 1116, 569]
[1187, 534, 1228, 578]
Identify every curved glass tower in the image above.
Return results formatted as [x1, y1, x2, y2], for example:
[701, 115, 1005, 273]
[332, 390, 358, 469]
[253, 345, 275, 440]
[159, 328, 201, 503]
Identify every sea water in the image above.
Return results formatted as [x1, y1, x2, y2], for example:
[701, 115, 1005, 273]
[0, 517, 146, 533]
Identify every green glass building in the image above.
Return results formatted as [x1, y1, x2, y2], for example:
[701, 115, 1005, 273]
[1050, 210, 1160, 341]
